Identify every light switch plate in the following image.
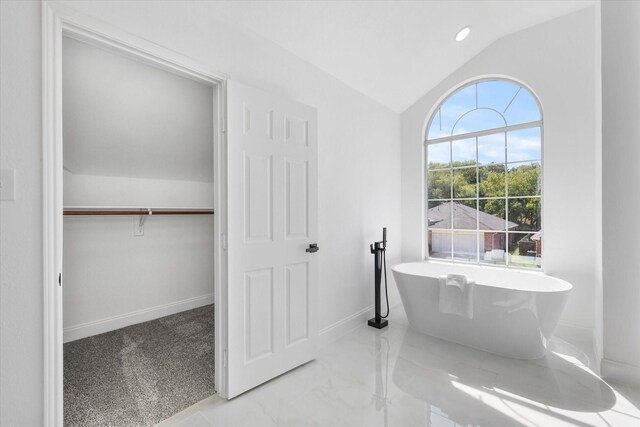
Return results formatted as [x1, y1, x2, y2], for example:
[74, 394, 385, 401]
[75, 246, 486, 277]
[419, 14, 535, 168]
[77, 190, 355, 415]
[0, 169, 16, 201]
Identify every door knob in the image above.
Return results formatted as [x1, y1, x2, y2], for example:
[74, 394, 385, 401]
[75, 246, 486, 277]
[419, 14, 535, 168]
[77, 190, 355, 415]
[306, 243, 319, 253]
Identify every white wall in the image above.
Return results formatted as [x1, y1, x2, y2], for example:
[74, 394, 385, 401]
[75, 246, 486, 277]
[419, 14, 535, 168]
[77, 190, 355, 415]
[0, 2, 43, 426]
[0, 1, 402, 423]
[63, 36, 215, 183]
[602, 0, 640, 383]
[401, 8, 600, 334]
[64, 171, 214, 208]
[63, 215, 214, 341]
[63, 171, 216, 341]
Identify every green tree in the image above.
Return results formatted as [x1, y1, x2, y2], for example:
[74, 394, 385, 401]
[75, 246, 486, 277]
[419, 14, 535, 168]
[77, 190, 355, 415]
[508, 163, 540, 198]
[427, 170, 451, 200]
[480, 198, 505, 221]
[508, 197, 540, 231]
[479, 165, 505, 197]
[453, 164, 476, 198]
[428, 161, 541, 231]
[508, 163, 541, 230]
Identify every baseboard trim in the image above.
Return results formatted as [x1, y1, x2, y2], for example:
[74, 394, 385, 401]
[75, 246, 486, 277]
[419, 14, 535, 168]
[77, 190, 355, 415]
[318, 305, 373, 346]
[63, 294, 214, 343]
[601, 358, 640, 387]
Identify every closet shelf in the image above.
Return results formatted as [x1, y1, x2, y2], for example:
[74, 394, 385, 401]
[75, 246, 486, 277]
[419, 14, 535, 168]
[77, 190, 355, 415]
[64, 208, 214, 216]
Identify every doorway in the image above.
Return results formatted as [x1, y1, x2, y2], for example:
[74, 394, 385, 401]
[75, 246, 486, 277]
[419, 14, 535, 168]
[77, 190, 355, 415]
[61, 33, 217, 425]
[43, 4, 228, 426]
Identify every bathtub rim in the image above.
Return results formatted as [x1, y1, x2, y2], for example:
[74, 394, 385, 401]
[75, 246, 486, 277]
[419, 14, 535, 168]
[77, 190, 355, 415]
[392, 260, 572, 293]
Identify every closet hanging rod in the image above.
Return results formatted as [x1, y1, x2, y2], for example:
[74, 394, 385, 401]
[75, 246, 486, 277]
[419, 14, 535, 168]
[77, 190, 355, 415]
[63, 209, 214, 216]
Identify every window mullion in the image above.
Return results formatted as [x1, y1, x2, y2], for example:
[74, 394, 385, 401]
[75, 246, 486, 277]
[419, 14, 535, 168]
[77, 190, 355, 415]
[476, 136, 480, 264]
[425, 120, 542, 145]
[504, 131, 510, 267]
[449, 139, 454, 261]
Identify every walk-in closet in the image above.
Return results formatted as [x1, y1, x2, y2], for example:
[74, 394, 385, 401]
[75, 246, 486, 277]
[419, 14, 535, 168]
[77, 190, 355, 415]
[61, 35, 216, 426]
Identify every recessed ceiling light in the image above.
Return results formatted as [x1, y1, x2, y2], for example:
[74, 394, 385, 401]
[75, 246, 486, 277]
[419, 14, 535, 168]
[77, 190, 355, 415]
[455, 26, 471, 42]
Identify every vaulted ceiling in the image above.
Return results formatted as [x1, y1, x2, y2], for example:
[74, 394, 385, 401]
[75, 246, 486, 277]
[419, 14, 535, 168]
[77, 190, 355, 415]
[62, 1, 595, 183]
[194, 0, 594, 112]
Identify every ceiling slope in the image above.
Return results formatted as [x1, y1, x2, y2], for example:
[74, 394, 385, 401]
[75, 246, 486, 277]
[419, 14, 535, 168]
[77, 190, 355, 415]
[193, 0, 595, 112]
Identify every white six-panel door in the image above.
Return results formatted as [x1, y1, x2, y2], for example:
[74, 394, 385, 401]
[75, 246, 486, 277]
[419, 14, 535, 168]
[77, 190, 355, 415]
[226, 81, 318, 398]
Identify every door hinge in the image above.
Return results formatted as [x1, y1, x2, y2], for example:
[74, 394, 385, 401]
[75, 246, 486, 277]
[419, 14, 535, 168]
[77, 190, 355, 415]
[58, 272, 62, 287]
[222, 233, 227, 250]
[223, 349, 228, 368]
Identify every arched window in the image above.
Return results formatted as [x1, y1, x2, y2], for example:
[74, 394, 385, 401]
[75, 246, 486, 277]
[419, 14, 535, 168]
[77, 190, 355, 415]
[425, 79, 542, 268]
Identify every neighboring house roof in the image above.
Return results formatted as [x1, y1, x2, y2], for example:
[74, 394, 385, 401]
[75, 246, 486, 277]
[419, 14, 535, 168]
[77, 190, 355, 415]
[428, 201, 517, 231]
[518, 232, 542, 243]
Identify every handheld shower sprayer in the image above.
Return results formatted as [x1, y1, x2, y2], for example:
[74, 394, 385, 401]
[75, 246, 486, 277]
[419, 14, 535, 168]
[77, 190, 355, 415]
[368, 227, 389, 329]
[383, 227, 387, 249]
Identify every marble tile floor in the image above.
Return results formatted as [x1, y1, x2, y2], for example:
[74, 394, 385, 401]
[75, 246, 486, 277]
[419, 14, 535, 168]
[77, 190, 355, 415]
[156, 306, 640, 427]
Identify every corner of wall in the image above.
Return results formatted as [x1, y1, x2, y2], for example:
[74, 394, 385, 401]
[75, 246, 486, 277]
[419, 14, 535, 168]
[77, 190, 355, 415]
[601, 359, 640, 388]
[593, 0, 604, 371]
[318, 305, 373, 346]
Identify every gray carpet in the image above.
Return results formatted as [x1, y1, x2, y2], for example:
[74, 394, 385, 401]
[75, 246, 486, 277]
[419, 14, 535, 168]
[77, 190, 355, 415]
[64, 305, 215, 427]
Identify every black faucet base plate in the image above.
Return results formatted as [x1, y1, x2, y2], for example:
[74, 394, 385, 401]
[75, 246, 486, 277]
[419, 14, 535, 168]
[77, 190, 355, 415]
[368, 318, 388, 329]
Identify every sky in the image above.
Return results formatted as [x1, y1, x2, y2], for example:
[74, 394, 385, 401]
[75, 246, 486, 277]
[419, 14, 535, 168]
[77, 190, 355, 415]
[426, 80, 541, 167]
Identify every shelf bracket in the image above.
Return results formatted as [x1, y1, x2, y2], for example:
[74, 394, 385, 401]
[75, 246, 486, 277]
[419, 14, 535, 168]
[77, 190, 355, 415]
[135, 209, 152, 236]
[139, 208, 152, 228]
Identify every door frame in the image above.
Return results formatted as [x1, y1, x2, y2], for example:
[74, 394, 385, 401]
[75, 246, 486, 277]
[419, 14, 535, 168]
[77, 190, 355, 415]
[42, 2, 230, 425]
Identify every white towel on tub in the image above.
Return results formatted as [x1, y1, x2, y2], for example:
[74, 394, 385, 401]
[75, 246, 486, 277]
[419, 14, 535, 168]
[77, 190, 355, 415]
[439, 274, 475, 319]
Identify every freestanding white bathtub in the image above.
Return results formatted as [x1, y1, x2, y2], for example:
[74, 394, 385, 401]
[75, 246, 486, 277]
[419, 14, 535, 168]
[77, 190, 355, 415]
[392, 262, 572, 359]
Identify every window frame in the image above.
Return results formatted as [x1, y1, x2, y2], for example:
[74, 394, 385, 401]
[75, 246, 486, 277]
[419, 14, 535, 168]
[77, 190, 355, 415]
[424, 78, 544, 270]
